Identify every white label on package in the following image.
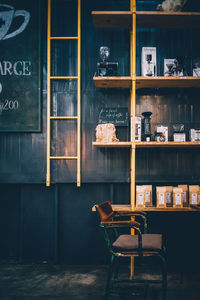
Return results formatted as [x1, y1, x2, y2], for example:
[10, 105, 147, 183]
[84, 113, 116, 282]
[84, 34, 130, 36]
[192, 193, 197, 204]
[138, 194, 144, 205]
[145, 191, 150, 203]
[159, 193, 164, 205]
[166, 192, 171, 204]
[175, 193, 181, 205]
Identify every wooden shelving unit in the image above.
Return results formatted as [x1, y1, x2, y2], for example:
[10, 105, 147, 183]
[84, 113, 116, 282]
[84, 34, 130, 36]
[92, 5, 200, 215]
[93, 76, 200, 89]
[92, 11, 200, 28]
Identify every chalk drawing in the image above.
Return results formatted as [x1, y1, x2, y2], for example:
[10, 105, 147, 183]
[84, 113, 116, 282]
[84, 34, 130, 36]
[0, 4, 30, 40]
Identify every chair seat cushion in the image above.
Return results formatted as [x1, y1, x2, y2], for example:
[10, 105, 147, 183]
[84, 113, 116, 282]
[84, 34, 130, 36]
[112, 234, 162, 250]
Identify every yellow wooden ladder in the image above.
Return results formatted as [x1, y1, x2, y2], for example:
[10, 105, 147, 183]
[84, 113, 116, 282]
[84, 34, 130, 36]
[46, 0, 81, 187]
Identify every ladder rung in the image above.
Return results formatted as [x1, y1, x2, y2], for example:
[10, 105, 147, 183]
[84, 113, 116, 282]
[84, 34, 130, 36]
[50, 116, 78, 120]
[50, 76, 78, 79]
[50, 156, 78, 160]
[50, 36, 78, 40]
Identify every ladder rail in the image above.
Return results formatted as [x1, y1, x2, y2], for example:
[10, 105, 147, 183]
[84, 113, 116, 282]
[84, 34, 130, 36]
[46, 0, 81, 187]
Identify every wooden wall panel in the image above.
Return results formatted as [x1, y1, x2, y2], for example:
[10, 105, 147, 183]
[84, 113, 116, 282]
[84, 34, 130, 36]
[0, 0, 200, 186]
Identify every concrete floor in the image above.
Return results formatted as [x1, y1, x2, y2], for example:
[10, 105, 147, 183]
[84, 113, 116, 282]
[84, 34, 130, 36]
[0, 262, 200, 300]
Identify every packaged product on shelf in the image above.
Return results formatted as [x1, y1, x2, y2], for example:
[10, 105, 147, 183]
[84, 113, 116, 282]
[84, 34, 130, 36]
[193, 58, 200, 76]
[173, 187, 183, 208]
[141, 47, 157, 77]
[173, 133, 186, 142]
[156, 187, 166, 208]
[189, 185, 199, 205]
[135, 116, 142, 142]
[193, 68, 200, 76]
[136, 186, 145, 208]
[144, 185, 153, 207]
[164, 59, 176, 76]
[166, 186, 173, 207]
[178, 185, 188, 207]
[189, 129, 200, 142]
[155, 125, 168, 142]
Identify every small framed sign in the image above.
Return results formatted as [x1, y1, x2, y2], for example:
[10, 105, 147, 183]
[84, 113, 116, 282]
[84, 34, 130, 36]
[98, 107, 129, 127]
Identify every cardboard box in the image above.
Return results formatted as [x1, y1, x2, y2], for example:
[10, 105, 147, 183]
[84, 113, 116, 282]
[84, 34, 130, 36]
[189, 129, 200, 142]
[173, 133, 186, 142]
[155, 125, 168, 142]
[141, 47, 157, 77]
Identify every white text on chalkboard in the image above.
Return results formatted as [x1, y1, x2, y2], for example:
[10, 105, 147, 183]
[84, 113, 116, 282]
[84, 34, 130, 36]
[0, 100, 19, 113]
[0, 61, 32, 76]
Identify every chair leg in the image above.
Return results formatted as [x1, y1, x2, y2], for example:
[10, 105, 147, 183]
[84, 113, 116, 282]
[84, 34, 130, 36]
[113, 256, 119, 280]
[161, 255, 167, 300]
[105, 254, 115, 296]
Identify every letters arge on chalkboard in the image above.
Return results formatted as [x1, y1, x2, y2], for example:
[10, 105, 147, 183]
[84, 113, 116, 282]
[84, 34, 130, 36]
[98, 107, 129, 127]
[0, 0, 41, 132]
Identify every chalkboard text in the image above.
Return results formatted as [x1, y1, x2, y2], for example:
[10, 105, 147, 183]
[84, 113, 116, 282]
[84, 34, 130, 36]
[0, 100, 19, 113]
[0, 61, 32, 76]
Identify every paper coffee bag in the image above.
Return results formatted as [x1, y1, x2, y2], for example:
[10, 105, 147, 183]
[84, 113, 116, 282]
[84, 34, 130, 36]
[189, 185, 199, 206]
[136, 186, 145, 208]
[156, 187, 166, 208]
[173, 188, 183, 208]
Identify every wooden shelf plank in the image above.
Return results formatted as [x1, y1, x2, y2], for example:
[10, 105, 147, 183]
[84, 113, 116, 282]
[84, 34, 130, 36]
[93, 142, 132, 148]
[92, 11, 132, 28]
[136, 77, 200, 88]
[92, 11, 200, 29]
[93, 77, 200, 88]
[136, 142, 200, 148]
[92, 204, 200, 212]
[93, 142, 200, 148]
[93, 76, 132, 88]
[136, 11, 200, 28]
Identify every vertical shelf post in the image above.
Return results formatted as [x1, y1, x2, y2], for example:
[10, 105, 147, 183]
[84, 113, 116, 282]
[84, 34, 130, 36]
[46, 0, 51, 186]
[130, 0, 136, 280]
[130, 0, 136, 210]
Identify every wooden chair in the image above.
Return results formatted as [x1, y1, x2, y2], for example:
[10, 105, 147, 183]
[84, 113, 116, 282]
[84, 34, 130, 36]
[95, 201, 167, 299]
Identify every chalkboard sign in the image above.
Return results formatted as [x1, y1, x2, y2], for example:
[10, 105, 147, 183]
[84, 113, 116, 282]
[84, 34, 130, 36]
[0, 0, 41, 132]
[98, 107, 129, 126]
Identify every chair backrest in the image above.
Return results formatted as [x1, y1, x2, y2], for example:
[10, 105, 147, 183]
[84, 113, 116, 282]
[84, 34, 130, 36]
[95, 201, 115, 222]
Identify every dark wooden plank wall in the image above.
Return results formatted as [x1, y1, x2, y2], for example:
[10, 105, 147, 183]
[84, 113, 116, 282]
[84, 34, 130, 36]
[0, 0, 200, 266]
